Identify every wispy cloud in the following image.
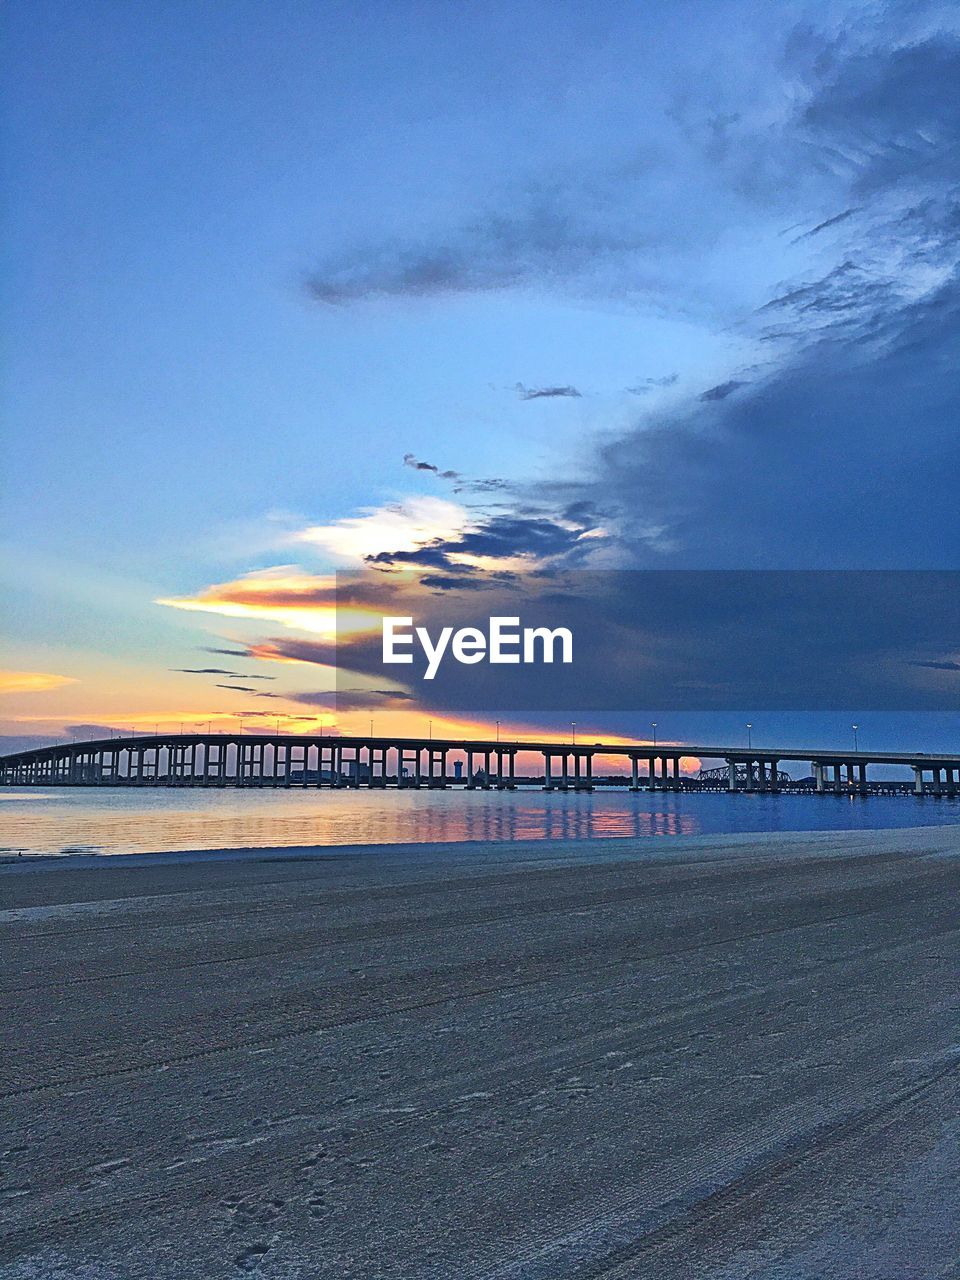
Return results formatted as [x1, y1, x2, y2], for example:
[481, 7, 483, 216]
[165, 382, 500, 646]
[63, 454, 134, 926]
[304, 170, 667, 306]
[287, 689, 417, 711]
[295, 496, 470, 563]
[516, 383, 582, 401]
[214, 684, 282, 696]
[519, 28, 960, 569]
[789, 206, 863, 244]
[0, 670, 77, 695]
[365, 507, 606, 572]
[171, 667, 277, 679]
[625, 373, 679, 395]
[699, 379, 747, 402]
[403, 453, 461, 480]
[158, 568, 344, 636]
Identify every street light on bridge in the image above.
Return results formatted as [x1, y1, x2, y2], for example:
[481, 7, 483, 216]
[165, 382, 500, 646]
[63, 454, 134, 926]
[746, 723, 753, 749]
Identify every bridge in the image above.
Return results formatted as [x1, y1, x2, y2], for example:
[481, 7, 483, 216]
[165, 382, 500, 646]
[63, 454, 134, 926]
[1, 733, 959, 795]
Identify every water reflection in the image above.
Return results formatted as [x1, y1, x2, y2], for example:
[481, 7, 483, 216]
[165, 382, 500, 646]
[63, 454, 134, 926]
[2, 786, 959, 858]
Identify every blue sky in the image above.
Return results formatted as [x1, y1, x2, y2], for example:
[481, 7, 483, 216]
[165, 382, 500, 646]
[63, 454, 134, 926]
[2, 0, 958, 751]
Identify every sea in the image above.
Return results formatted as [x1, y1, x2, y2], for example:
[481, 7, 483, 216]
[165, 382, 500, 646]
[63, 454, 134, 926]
[2, 785, 960, 857]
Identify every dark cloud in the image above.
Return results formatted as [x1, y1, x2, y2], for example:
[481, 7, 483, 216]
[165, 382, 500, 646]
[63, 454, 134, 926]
[527, 31, 960, 571]
[755, 260, 904, 347]
[64, 724, 118, 739]
[302, 28, 960, 319]
[577, 276, 960, 567]
[800, 38, 960, 198]
[203, 647, 254, 658]
[403, 453, 461, 480]
[287, 689, 416, 711]
[301, 24, 958, 586]
[790, 207, 862, 244]
[174, 667, 240, 676]
[462, 476, 511, 493]
[304, 172, 665, 305]
[365, 510, 604, 572]
[172, 667, 277, 679]
[516, 383, 582, 401]
[247, 638, 338, 666]
[626, 373, 679, 395]
[214, 684, 282, 697]
[417, 573, 494, 592]
[910, 660, 960, 672]
[317, 570, 960, 714]
[699, 380, 747, 402]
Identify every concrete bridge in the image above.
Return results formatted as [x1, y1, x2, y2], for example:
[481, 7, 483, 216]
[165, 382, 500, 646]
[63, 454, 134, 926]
[1, 733, 959, 795]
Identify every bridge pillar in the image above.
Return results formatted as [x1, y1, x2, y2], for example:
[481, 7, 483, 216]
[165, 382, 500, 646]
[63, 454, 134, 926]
[630, 756, 639, 791]
[427, 748, 447, 788]
[932, 767, 943, 796]
[857, 763, 868, 794]
[832, 763, 842, 794]
[647, 756, 657, 790]
[727, 759, 738, 791]
[913, 766, 924, 795]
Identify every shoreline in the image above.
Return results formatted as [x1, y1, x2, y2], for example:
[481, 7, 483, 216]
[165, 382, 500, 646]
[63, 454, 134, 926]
[4, 818, 960, 876]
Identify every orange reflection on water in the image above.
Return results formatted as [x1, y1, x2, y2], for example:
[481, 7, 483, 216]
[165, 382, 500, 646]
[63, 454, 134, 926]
[0, 788, 703, 856]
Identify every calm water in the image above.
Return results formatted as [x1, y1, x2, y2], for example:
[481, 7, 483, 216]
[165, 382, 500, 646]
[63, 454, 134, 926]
[2, 786, 960, 857]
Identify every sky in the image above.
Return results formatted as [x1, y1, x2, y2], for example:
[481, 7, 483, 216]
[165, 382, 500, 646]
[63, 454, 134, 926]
[2, 0, 959, 763]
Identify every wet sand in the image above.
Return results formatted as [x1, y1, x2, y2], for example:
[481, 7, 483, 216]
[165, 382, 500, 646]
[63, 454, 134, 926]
[2, 827, 959, 1278]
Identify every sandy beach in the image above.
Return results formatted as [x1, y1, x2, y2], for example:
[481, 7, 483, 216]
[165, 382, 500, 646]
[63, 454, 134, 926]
[2, 827, 959, 1278]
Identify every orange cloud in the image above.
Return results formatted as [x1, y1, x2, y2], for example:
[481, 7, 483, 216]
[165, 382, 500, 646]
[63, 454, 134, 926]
[0, 670, 78, 695]
[157, 567, 381, 638]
